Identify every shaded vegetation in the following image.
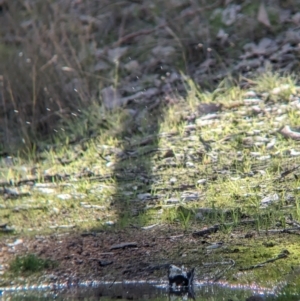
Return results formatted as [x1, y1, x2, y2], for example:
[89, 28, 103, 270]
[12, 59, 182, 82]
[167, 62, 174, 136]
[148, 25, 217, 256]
[9, 253, 57, 274]
[1, 0, 300, 152]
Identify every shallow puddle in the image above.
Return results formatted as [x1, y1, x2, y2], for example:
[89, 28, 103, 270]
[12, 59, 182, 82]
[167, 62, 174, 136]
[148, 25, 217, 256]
[0, 281, 286, 301]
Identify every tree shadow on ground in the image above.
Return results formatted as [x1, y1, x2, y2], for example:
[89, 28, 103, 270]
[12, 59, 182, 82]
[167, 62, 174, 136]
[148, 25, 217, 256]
[111, 98, 166, 228]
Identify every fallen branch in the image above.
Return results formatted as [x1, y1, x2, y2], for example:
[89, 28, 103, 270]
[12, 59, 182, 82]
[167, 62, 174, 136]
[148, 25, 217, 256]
[110, 242, 138, 250]
[193, 225, 219, 237]
[260, 227, 300, 236]
[212, 259, 235, 282]
[192, 220, 256, 237]
[239, 250, 289, 271]
[278, 165, 300, 181]
[203, 259, 235, 267]
[113, 24, 167, 47]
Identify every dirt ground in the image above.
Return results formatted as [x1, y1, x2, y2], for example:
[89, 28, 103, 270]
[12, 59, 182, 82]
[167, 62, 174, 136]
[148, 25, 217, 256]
[1, 225, 201, 285]
[2, 220, 298, 290]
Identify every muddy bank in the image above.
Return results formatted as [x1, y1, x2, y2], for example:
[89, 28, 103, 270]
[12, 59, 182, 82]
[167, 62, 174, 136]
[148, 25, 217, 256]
[1, 222, 300, 290]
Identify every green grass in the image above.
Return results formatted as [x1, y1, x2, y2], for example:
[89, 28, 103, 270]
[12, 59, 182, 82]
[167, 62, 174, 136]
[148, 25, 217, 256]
[1, 71, 300, 287]
[1, 0, 300, 291]
[1, 71, 300, 235]
[9, 254, 57, 274]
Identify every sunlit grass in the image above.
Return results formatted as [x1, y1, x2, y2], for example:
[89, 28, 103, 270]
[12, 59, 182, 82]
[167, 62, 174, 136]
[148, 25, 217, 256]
[0, 72, 300, 237]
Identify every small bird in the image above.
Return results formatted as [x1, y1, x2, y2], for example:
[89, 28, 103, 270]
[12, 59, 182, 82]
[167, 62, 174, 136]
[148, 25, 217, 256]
[168, 265, 195, 287]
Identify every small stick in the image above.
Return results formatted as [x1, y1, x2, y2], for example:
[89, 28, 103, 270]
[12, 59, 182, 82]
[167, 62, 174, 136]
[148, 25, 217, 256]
[239, 250, 289, 271]
[193, 220, 256, 237]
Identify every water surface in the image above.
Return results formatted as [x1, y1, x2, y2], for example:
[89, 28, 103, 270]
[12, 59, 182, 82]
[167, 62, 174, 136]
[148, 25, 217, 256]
[1, 281, 280, 301]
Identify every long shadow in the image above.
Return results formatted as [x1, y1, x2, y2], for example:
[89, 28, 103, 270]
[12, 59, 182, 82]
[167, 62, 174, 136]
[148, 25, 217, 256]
[111, 94, 166, 228]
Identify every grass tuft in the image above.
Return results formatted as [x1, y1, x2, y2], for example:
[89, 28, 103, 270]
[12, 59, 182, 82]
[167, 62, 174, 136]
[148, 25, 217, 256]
[9, 253, 57, 274]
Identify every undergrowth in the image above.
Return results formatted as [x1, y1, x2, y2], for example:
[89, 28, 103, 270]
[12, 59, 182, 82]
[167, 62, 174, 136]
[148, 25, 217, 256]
[9, 253, 57, 274]
[1, 0, 300, 153]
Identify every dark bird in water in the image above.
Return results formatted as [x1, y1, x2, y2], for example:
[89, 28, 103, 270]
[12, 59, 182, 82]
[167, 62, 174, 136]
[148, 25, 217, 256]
[168, 265, 195, 287]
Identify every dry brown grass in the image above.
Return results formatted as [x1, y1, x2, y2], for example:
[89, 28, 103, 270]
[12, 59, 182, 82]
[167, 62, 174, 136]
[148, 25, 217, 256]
[0, 0, 299, 153]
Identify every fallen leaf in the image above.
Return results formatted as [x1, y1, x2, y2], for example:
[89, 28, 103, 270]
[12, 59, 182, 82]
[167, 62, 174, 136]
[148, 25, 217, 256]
[101, 86, 125, 109]
[93, 61, 110, 71]
[61, 66, 75, 72]
[279, 125, 300, 141]
[261, 193, 279, 206]
[152, 46, 175, 60]
[217, 29, 229, 43]
[292, 12, 300, 25]
[257, 2, 271, 28]
[266, 138, 276, 149]
[255, 38, 274, 55]
[198, 103, 222, 115]
[124, 60, 140, 72]
[290, 149, 300, 157]
[108, 47, 128, 62]
[222, 5, 240, 26]
[271, 84, 291, 94]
